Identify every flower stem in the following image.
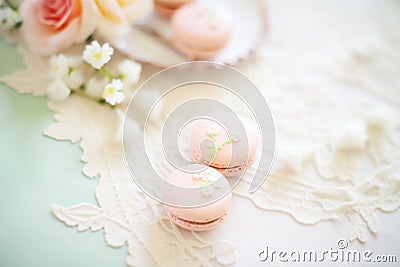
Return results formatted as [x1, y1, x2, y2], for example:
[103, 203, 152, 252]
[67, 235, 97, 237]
[101, 67, 114, 80]
[4, 0, 17, 11]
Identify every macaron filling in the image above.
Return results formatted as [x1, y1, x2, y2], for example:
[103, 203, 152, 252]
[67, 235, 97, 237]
[193, 150, 254, 172]
[165, 209, 228, 227]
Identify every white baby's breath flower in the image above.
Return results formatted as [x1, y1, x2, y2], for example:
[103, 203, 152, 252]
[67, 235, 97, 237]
[103, 79, 125, 106]
[49, 54, 85, 90]
[0, 7, 22, 29]
[117, 59, 141, 87]
[85, 75, 109, 99]
[83, 41, 114, 70]
[67, 55, 84, 67]
[49, 54, 70, 79]
[65, 69, 85, 90]
[47, 79, 71, 101]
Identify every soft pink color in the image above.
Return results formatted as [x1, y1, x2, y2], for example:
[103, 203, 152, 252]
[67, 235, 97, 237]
[163, 166, 232, 231]
[94, 0, 153, 37]
[191, 119, 260, 177]
[154, 0, 193, 17]
[171, 3, 233, 59]
[20, 0, 98, 55]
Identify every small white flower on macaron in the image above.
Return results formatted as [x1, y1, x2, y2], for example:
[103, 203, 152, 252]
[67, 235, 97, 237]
[83, 41, 114, 70]
[207, 125, 220, 138]
[102, 79, 125, 106]
[47, 79, 71, 102]
[200, 186, 213, 197]
[192, 173, 203, 181]
[230, 134, 241, 143]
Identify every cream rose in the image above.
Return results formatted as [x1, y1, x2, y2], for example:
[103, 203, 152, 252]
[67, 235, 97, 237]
[20, 0, 98, 55]
[94, 0, 153, 37]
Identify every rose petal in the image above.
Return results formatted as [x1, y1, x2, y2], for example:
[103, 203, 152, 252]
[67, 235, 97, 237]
[121, 0, 153, 23]
[95, 0, 125, 22]
[75, 0, 100, 42]
[20, 0, 97, 55]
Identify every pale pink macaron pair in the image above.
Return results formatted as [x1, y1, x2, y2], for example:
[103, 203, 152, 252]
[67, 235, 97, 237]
[163, 120, 259, 231]
[171, 3, 233, 60]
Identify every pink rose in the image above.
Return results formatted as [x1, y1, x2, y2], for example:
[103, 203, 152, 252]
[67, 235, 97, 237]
[20, 0, 98, 55]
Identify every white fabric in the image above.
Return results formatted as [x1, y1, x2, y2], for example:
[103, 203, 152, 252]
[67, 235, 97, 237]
[1, 0, 400, 266]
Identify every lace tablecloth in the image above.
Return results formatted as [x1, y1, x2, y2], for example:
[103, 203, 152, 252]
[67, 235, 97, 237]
[1, 0, 399, 266]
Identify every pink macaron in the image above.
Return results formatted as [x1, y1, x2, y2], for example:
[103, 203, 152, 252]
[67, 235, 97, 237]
[191, 119, 259, 177]
[171, 3, 233, 60]
[154, 0, 194, 17]
[163, 165, 232, 231]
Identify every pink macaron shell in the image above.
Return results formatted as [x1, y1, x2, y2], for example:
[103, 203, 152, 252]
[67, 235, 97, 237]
[171, 3, 233, 58]
[191, 119, 259, 175]
[154, 0, 193, 17]
[164, 207, 230, 231]
[154, 4, 176, 17]
[173, 40, 223, 61]
[163, 166, 232, 231]
[155, 0, 192, 8]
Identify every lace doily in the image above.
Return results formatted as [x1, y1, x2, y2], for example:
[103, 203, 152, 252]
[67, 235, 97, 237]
[1, 0, 400, 266]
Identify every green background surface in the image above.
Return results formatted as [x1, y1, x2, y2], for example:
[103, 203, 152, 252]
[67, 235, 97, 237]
[0, 38, 127, 266]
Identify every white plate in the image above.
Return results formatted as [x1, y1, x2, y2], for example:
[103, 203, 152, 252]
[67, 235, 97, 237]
[106, 0, 267, 67]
